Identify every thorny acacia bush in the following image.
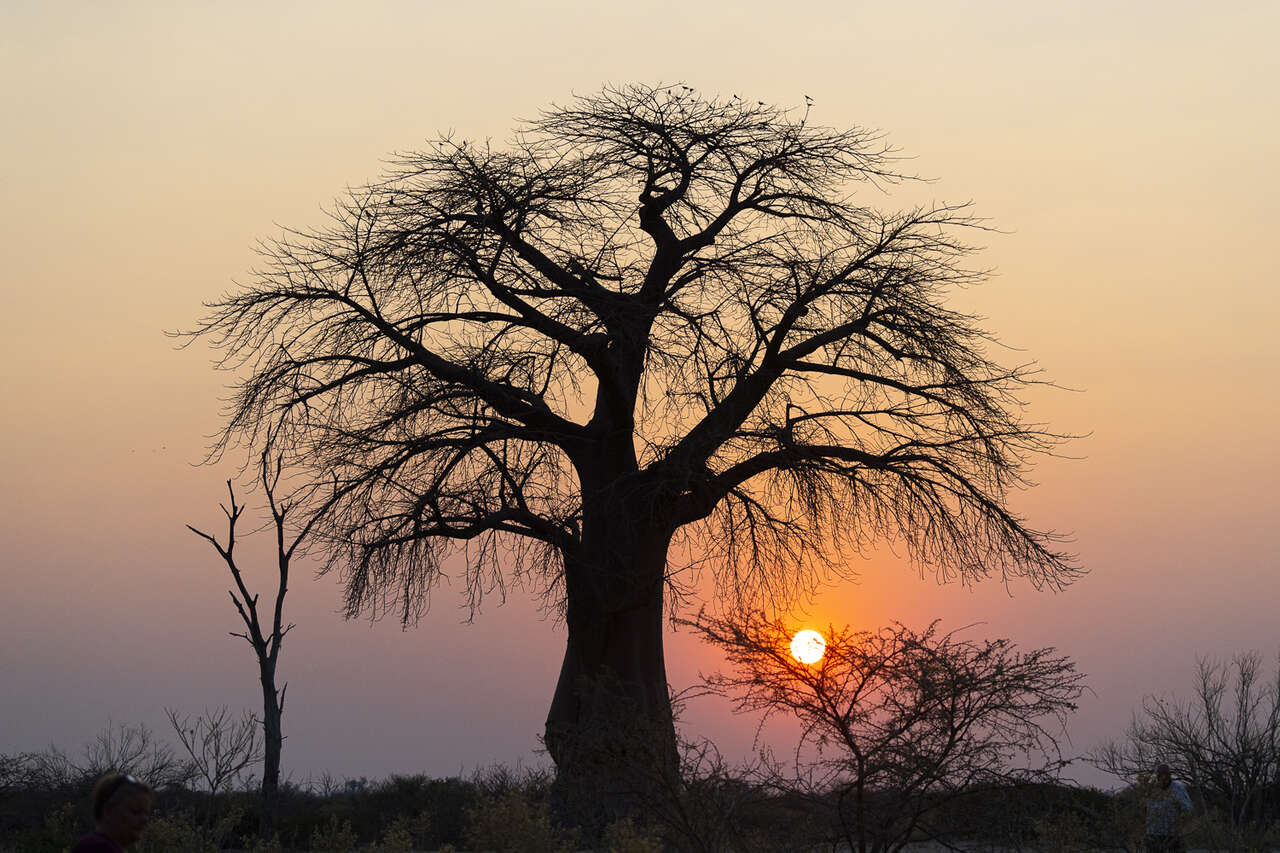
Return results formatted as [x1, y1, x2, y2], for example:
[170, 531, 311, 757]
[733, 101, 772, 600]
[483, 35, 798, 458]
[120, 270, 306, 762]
[689, 613, 1086, 852]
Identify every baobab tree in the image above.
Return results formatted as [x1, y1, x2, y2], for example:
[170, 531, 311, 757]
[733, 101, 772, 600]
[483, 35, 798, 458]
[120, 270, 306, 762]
[189, 84, 1077, 795]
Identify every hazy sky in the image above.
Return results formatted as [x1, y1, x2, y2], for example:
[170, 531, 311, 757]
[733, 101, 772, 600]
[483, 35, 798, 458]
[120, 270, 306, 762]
[2, 1, 1277, 787]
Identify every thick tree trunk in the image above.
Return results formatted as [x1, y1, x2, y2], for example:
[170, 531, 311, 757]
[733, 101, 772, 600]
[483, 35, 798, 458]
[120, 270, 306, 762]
[546, 336, 678, 821]
[544, 521, 678, 822]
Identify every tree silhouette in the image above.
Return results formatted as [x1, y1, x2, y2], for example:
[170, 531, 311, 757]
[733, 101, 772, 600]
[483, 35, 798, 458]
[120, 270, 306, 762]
[688, 614, 1084, 853]
[190, 83, 1076, 795]
[187, 445, 341, 835]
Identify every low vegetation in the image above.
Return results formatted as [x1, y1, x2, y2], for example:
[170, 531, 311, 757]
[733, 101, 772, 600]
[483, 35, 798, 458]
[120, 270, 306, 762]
[6, 747, 1280, 851]
[7, 750, 1277, 852]
[7, 643, 1280, 850]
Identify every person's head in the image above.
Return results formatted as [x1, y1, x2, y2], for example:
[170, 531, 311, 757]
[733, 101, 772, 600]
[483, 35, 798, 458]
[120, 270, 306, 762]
[91, 772, 153, 847]
[1156, 764, 1172, 789]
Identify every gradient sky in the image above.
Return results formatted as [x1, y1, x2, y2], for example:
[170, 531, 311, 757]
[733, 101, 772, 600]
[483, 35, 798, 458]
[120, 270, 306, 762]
[2, 1, 1277, 788]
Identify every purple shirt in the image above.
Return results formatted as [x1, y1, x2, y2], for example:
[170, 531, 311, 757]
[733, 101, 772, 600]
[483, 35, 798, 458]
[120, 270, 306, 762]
[72, 832, 123, 853]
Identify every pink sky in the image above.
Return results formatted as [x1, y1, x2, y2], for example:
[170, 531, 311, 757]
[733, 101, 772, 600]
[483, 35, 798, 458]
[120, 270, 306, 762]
[2, 1, 1277, 788]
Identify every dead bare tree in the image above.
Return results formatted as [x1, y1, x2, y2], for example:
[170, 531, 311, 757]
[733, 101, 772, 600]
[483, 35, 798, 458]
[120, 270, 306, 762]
[186, 83, 1078, 799]
[688, 613, 1085, 853]
[187, 447, 340, 835]
[166, 706, 263, 809]
[1091, 652, 1280, 847]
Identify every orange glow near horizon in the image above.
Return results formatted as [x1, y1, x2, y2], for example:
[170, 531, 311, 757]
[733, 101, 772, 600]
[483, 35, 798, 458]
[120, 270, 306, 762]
[790, 629, 826, 665]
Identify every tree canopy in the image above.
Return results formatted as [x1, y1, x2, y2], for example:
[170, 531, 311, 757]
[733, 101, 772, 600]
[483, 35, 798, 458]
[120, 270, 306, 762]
[195, 83, 1074, 620]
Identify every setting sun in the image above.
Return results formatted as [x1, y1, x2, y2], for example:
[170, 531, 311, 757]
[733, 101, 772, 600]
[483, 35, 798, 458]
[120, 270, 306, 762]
[790, 629, 826, 665]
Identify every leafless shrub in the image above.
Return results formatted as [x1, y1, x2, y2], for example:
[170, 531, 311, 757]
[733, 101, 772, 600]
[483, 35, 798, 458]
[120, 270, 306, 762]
[19, 721, 191, 791]
[166, 706, 263, 801]
[1091, 651, 1280, 849]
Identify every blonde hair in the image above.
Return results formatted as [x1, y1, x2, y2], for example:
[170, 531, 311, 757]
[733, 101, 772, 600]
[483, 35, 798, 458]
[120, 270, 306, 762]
[91, 773, 153, 820]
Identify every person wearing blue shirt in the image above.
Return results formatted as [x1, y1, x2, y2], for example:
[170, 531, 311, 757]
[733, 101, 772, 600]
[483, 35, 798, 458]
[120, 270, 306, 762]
[1141, 763, 1192, 853]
